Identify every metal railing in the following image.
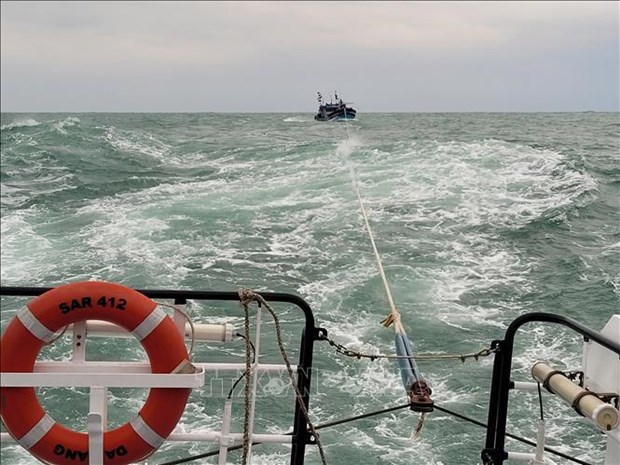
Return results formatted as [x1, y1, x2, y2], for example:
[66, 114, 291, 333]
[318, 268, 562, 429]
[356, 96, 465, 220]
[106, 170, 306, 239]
[482, 312, 620, 465]
[0, 286, 323, 465]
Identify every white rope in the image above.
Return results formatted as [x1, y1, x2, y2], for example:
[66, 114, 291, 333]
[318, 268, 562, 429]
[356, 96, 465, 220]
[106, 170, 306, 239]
[354, 181, 401, 325]
[341, 111, 427, 438]
[341, 114, 401, 328]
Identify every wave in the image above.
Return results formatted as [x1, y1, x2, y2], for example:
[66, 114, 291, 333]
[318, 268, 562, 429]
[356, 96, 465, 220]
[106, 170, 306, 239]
[0, 113, 616, 465]
[1, 118, 41, 131]
[352, 138, 598, 232]
[53, 116, 80, 134]
[328, 137, 602, 336]
[103, 126, 171, 159]
[1, 116, 81, 136]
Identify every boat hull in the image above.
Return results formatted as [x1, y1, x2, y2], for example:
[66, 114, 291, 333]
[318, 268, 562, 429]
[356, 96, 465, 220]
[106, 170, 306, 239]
[314, 109, 356, 122]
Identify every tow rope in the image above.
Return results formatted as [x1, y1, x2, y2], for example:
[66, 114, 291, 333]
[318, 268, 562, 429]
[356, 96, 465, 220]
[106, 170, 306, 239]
[341, 115, 433, 437]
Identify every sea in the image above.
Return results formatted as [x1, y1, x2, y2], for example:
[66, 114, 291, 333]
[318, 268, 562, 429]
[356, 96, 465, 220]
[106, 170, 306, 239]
[1, 112, 618, 465]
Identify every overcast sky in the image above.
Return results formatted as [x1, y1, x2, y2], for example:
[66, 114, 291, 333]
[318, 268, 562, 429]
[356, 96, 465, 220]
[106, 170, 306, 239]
[1, 1, 618, 112]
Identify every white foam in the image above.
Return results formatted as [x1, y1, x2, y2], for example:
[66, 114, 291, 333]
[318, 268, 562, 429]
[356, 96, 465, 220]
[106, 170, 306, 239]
[104, 126, 171, 159]
[1, 118, 41, 131]
[54, 116, 80, 134]
[0, 210, 54, 285]
[335, 139, 599, 334]
[1, 123, 612, 465]
[0, 445, 37, 465]
[350, 139, 597, 232]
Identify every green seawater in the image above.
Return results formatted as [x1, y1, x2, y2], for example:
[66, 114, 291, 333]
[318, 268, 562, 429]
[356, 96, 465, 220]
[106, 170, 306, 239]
[1, 112, 619, 464]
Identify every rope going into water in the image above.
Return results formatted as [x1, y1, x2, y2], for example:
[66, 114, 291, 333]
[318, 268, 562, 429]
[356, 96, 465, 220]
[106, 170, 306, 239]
[341, 103, 400, 329]
[238, 289, 328, 465]
[352, 179, 403, 330]
[341, 111, 428, 437]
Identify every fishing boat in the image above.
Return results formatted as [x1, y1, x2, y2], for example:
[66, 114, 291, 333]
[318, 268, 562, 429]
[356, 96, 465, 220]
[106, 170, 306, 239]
[314, 92, 356, 121]
[0, 282, 618, 465]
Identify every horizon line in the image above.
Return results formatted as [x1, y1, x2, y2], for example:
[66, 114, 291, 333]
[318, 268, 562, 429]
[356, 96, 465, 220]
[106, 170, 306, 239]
[2, 110, 619, 114]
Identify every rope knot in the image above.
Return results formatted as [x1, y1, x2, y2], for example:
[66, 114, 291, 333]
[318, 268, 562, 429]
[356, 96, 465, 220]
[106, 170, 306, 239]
[238, 288, 265, 308]
[380, 312, 399, 328]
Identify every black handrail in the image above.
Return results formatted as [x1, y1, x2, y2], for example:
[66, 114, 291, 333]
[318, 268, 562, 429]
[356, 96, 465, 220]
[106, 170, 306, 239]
[0, 285, 322, 465]
[482, 312, 620, 465]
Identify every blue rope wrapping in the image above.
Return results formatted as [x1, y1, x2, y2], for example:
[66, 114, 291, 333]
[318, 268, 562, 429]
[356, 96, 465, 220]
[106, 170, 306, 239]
[394, 330, 422, 391]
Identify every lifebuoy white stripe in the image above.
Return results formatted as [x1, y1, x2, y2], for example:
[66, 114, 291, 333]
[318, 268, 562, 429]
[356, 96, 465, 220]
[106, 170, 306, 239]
[19, 413, 55, 449]
[131, 306, 167, 341]
[17, 307, 55, 342]
[130, 415, 165, 448]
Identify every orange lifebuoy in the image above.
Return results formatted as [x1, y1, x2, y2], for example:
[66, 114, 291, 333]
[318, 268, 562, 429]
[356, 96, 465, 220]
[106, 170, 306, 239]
[0, 281, 192, 465]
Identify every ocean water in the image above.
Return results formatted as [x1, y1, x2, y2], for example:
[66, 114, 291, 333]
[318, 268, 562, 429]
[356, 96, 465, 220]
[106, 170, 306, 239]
[1, 112, 618, 465]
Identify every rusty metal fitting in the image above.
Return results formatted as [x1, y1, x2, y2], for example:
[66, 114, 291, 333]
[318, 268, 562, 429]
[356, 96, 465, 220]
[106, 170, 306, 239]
[409, 379, 434, 413]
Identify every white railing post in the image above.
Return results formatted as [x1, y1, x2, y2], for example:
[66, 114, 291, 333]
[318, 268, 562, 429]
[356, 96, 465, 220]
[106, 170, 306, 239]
[218, 398, 234, 465]
[246, 304, 263, 464]
[88, 385, 108, 465]
[87, 411, 104, 465]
